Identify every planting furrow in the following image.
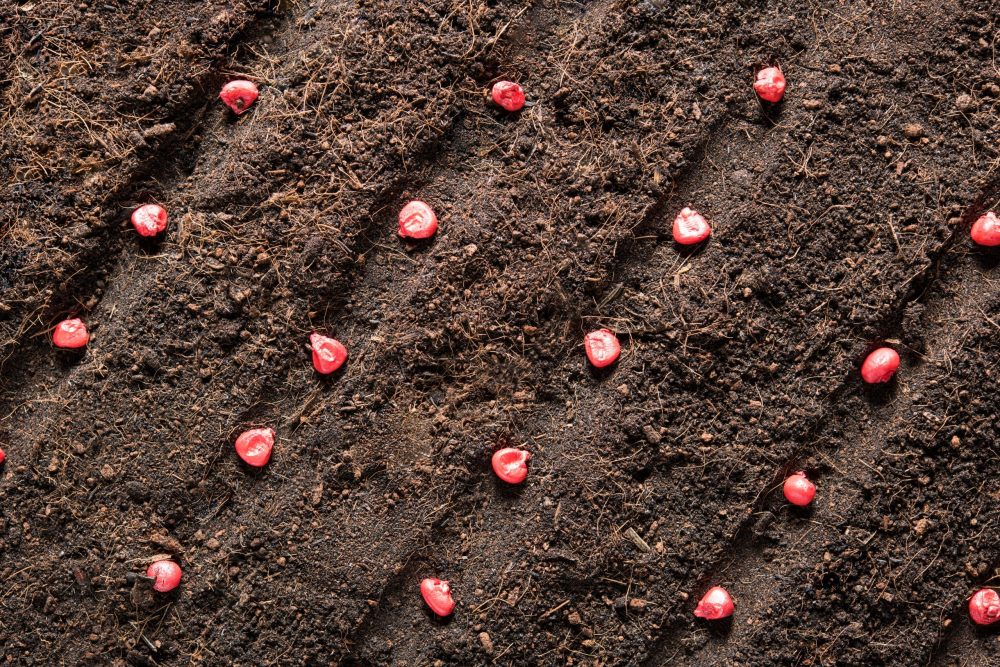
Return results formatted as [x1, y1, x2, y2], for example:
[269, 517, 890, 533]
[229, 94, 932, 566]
[0, 2, 276, 372]
[724, 228, 1000, 666]
[648, 170, 1000, 664]
[663, 195, 998, 666]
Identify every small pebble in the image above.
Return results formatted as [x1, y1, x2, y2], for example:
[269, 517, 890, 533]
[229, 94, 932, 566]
[420, 578, 455, 617]
[754, 66, 786, 103]
[235, 427, 275, 467]
[492, 447, 531, 484]
[146, 560, 182, 593]
[971, 211, 1000, 247]
[131, 204, 168, 237]
[672, 207, 711, 245]
[398, 200, 438, 239]
[310, 333, 348, 374]
[694, 586, 734, 620]
[584, 329, 620, 368]
[220, 80, 259, 115]
[491, 81, 525, 112]
[969, 588, 1000, 626]
[53, 318, 89, 349]
[955, 94, 975, 111]
[861, 347, 900, 384]
[783, 471, 816, 506]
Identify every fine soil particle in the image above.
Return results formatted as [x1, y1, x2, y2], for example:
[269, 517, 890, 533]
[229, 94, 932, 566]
[1, 1, 999, 666]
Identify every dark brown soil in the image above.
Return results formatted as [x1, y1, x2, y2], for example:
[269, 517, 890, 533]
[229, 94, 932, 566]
[2, 1, 999, 665]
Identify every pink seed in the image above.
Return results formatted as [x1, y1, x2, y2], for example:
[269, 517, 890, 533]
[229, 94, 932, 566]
[398, 200, 438, 239]
[971, 211, 1000, 247]
[969, 588, 1000, 626]
[861, 347, 900, 384]
[783, 471, 816, 507]
[235, 427, 275, 467]
[754, 66, 786, 103]
[0, 447, 5, 465]
[53, 318, 89, 349]
[131, 204, 168, 237]
[492, 447, 531, 484]
[694, 586, 734, 620]
[420, 578, 455, 617]
[220, 80, 259, 115]
[310, 333, 348, 374]
[584, 329, 621, 368]
[672, 207, 711, 245]
[491, 81, 526, 112]
[146, 560, 182, 593]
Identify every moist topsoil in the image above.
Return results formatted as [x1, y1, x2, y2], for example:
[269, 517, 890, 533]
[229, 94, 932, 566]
[1, 1, 999, 665]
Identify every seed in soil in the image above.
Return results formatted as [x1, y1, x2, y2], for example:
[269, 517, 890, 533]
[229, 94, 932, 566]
[398, 200, 438, 239]
[584, 329, 621, 368]
[491, 81, 526, 112]
[672, 207, 711, 245]
[492, 447, 531, 484]
[220, 80, 259, 115]
[53, 318, 89, 349]
[969, 588, 1000, 626]
[420, 578, 455, 617]
[235, 427, 275, 467]
[310, 333, 348, 374]
[783, 471, 816, 506]
[0, 447, 5, 465]
[970, 211, 1000, 247]
[754, 66, 786, 103]
[146, 560, 182, 593]
[694, 586, 734, 620]
[861, 347, 900, 384]
[130, 204, 168, 237]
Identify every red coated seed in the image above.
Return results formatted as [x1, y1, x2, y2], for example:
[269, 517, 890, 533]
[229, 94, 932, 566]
[131, 204, 168, 237]
[0, 447, 5, 465]
[420, 578, 455, 617]
[491, 81, 526, 112]
[754, 66, 786, 103]
[694, 586, 734, 620]
[584, 329, 621, 368]
[146, 560, 182, 593]
[971, 211, 1000, 247]
[969, 588, 1000, 626]
[235, 427, 275, 467]
[861, 347, 900, 384]
[220, 80, 259, 115]
[783, 471, 816, 507]
[398, 200, 438, 239]
[492, 447, 531, 484]
[310, 333, 348, 374]
[672, 207, 711, 245]
[53, 318, 89, 349]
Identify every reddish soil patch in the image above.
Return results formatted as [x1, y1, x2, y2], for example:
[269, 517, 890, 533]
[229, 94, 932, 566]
[1, 1, 999, 665]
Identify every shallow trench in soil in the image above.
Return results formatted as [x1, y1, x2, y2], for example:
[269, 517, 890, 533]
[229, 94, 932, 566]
[1, 0, 999, 665]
